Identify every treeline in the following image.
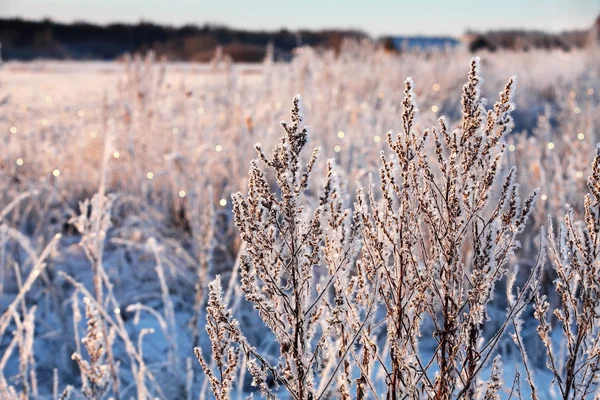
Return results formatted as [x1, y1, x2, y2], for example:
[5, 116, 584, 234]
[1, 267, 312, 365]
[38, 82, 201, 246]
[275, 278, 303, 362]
[1, 16, 598, 62]
[0, 18, 367, 61]
[465, 16, 600, 52]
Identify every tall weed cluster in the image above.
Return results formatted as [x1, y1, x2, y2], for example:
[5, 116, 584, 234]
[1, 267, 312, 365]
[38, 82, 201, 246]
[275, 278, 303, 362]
[197, 59, 593, 399]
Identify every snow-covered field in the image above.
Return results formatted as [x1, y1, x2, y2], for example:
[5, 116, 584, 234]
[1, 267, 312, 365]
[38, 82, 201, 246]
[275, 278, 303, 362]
[1, 45, 599, 399]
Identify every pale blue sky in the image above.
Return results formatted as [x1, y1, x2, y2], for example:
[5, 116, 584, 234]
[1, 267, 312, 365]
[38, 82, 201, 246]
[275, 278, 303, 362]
[1, 0, 599, 36]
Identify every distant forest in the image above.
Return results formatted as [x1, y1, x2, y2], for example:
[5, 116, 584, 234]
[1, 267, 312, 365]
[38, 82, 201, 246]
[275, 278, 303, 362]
[0, 17, 598, 62]
[0, 18, 368, 62]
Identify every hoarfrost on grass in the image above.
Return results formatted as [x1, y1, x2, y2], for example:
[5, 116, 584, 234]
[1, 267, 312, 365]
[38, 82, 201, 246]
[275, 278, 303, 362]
[0, 43, 599, 399]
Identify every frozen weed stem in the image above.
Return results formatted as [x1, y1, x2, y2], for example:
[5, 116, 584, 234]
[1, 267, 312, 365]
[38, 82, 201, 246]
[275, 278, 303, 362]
[70, 193, 120, 398]
[194, 276, 240, 400]
[71, 298, 111, 400]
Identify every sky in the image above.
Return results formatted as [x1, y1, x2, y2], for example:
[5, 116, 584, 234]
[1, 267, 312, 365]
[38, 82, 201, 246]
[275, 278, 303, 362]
[1, 0, 599, 37]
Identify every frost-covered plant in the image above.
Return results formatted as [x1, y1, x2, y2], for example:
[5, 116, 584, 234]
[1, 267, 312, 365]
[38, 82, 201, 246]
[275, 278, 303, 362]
[0, 231, 61, 399]
[201, 95, 368, 399]
[70, 193, 120, 397]
[194, 276, 240, 400]
[353, 58, 542, 399]
[190, 190, 216, 347]
[72, 297, 111, 400]
[199, 59, 546, 400]
[532, 145, 600, 400]
[482, 356, 503, 400]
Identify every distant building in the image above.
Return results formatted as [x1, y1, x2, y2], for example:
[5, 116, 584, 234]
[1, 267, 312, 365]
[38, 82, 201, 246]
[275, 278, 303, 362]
[379, 36, 460, 53]
[461, 34, 497, 52]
